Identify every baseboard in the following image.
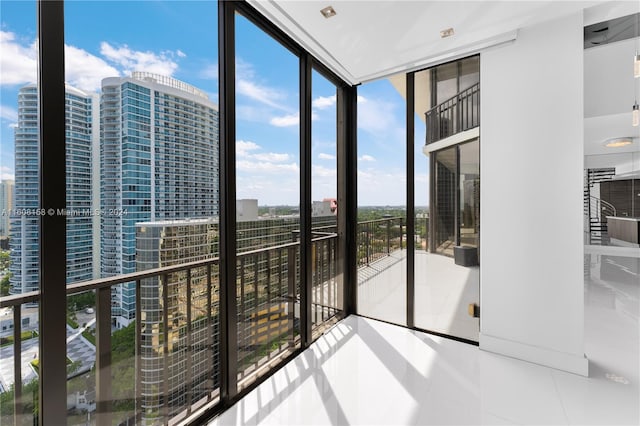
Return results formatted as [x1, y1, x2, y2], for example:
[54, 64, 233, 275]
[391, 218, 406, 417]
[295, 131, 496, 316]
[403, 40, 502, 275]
[479, 333, 589, 376]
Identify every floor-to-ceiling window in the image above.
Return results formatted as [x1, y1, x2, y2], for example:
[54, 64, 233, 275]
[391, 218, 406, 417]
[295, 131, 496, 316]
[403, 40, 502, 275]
[356, 73, 407, 326]
[413, 57, 480, 342]
[64, 2, 221, 424]
[311, 68, 342, 337]
[234, 11, 302, 391]
[0, 2, 39, 424]
[0, 0, 349, 422]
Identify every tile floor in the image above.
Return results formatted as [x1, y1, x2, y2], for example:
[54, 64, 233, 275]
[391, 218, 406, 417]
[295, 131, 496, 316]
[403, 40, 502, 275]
[208, 246, 639, 425]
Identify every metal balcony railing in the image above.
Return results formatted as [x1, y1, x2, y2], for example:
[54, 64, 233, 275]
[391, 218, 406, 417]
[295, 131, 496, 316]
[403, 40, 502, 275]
[425, 83, 479, 146]
[357, 217, 404, 268]
[0, 232, 340, 426]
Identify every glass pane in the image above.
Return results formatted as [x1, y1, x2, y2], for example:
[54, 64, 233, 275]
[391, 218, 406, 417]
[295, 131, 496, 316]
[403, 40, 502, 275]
[435, 62, 457, 105]
[1, 1, 39, 424]
[357, 73, 406, 326]
[235, 13, 300, 391]
[459, 56, 480, 91]
[459, 140, 479, 248]
[414, 57, 480, 343]
[433, 147, 457, 256]
[311, 69, 340, 336]
[63, 1, 220, 423]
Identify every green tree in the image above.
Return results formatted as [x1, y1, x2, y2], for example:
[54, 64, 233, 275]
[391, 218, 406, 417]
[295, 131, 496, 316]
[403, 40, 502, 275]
[0, 378, 39, 424]
[0, 272, 11, 297]
[0, 250, 10, 271]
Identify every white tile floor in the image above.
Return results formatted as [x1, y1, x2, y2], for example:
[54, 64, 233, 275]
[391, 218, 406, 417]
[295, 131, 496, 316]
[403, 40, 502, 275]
[208, 248, 639, 425]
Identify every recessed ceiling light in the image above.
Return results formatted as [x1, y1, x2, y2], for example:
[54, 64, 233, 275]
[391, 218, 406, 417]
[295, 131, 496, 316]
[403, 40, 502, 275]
[604, 137, 634, 148]
[320, 6, 336, 19]
[440, 28, 454, 38]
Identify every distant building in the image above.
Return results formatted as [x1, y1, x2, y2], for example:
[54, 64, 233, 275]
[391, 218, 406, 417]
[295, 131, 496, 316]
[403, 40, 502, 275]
[101, 72, 219, 328]
[136, 218, 219, 422]
[135, 213, 337, 421]
[312, 200, 332, 217]
[237, 199, 258, 221]
[10, 84, 97, 295]
[0, 180, 14, 238]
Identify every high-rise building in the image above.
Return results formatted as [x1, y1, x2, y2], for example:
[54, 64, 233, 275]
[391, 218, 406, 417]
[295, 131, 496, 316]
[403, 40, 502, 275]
[136, 218, 220, 422]
[135, 213, 337, 422]
[0, 180, 14, 238]
[101, 72, 219, 328]
[9, 84, 97, 295]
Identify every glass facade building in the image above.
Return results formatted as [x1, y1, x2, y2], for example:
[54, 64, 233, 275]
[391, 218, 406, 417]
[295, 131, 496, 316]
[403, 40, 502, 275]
[9, 84, 96, 295]
[100, 73, 219, 327]
[0, 180, 14, 239]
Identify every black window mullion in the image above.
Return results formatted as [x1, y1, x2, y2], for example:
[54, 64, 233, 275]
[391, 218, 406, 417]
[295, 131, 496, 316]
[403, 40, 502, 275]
[406, 72, 415, 329]
[300, 53, 312, 347]
[337, 84, 358, 316]
[218, 0, 238, 403]
[37, 1, 68, 424]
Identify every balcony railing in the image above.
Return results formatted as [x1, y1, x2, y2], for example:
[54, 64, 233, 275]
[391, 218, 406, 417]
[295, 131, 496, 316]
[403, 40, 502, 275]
[0, 232, 340, 426]
[357, 217, 404, 268]
[0, 216, 410, 425]
[425, 82, 479, 146]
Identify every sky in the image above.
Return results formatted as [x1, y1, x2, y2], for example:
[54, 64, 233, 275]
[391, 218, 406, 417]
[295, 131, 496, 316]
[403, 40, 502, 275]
[0, 0, 428, 207]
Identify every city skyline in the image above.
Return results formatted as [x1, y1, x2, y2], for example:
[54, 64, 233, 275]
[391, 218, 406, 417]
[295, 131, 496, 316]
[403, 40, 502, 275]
[0, 0, 426, 207]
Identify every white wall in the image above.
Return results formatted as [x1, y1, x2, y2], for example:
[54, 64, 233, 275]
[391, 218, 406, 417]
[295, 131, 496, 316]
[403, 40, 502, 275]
[479, 12, 587, 375]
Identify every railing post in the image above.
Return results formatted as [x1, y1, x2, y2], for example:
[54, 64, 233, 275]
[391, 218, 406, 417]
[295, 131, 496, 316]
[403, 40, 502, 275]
[287, 246, 296, 349]
[135, 280, 142, 420]
[185, 269, 193, 415]
[95, 285, 113, 426]
[366, 223, 370, 265]
[162, 273, 170, 423]
[12, 306, 22, 426]
[205, 264, 214, 402]
[386, 219, 391, 255]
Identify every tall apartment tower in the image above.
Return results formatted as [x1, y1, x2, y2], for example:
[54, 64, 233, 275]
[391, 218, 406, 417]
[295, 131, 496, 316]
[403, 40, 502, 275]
[101, 72, 219, 328]
[0, 180, 14, 238]
[9, 84, 97, 295]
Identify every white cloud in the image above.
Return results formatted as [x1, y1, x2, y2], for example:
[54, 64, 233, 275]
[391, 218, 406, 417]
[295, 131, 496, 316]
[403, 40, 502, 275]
[270, 113, 299, 127]
[0, 31, 37, 86]
[100, 42, 180, 77]
[236, 160, 298, 174]
[199, 63, 218, 80]
[0, 166, 15, 181]
[312, 165, 336, 178]
[237, 79, 288, 111]
[357, 95, 398, 135]
[0, 31, 185, 92]
[318, 153, 335, 160]
[312, 95, 336, 110]
[0, 105, 18, 122]
[359, 154, 376, 162]
[236, 140, 290, 163]
[236, 58, 291, 112]
[65, 44, 120, 92]
[236, 140, 261, 157]
[252, 152, 290, 162]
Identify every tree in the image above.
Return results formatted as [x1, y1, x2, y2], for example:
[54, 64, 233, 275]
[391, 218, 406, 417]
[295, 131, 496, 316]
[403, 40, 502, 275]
[0, 250, 10, 271]
[0, 273, 11, 297]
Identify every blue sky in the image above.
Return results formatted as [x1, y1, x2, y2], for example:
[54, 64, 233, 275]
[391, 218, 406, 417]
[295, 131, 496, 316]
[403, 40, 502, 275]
[0, 0, 428, 206]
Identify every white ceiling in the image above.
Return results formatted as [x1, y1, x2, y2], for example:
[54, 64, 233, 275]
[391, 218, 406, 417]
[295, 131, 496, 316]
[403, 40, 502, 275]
[250, 0, 600, 85]
[250, 0, 640, 171]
